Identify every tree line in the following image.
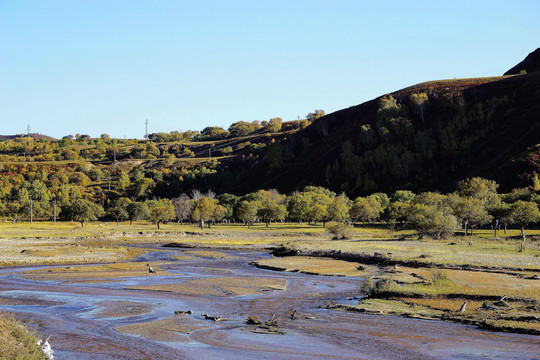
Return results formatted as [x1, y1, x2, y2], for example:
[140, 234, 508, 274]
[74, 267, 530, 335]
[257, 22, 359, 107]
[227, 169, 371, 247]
[3, 176, 539, 250]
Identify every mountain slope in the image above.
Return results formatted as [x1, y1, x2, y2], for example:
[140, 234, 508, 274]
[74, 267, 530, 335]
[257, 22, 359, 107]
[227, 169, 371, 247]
[242, 72, 540, 196]
[504, 48, 540, 75]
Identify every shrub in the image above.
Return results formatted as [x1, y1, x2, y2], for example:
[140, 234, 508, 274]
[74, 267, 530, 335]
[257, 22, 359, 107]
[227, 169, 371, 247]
[431, 270, 454, 286]
[326, 222, 352, 240]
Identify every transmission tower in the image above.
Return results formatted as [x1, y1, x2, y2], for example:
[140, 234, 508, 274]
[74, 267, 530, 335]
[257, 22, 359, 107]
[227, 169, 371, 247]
[145, 119, 149, 139]
[27, 124, 31, 136]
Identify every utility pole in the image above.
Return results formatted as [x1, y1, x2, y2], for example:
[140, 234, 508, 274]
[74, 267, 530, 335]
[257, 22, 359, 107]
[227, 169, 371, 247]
[108, 175, 111, 191]
[29, 199, 33, 225]
[208, 148, 211, 160]
[53, 199, 57, 224]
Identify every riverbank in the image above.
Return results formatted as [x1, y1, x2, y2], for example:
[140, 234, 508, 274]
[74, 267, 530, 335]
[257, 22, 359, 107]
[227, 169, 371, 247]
[1, 221, 539, 337]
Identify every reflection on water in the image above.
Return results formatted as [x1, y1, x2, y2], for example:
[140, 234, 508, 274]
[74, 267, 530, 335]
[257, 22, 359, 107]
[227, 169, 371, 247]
[1, 246, 538, 360]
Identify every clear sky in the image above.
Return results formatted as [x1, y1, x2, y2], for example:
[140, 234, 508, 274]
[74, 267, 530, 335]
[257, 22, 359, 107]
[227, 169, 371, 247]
[1, 0, 538, 139]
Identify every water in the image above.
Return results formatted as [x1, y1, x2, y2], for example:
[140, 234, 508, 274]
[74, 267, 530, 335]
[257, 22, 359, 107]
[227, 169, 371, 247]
[1, 246, 538, 359]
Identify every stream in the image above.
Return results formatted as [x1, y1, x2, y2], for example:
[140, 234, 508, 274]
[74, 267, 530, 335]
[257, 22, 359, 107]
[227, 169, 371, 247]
[0, 245, 538, 359]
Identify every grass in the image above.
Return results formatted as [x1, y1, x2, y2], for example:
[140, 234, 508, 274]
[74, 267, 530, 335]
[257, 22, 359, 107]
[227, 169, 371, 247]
[0, 312, 44, 360]
[346, 267, 540, 334]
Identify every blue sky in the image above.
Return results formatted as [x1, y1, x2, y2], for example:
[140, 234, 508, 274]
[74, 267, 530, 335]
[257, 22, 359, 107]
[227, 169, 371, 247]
[1, 0, 538, 139]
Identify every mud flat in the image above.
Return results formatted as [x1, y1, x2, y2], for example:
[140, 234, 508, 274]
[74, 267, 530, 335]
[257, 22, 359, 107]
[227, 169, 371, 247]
[252, 256, 376, 277]
[126, 276, 286, 297]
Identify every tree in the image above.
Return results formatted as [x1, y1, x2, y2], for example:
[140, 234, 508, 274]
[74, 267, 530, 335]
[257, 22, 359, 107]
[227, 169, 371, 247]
[127, 201, 150, 226]
[349, 197, 381, 226]
[228, 121, 260, 137]
[306, 110, 325, 122]
[410, 92, 428, 122]
[287, 192, 310, 222]
[510, 201, 540, 252]
[381, 201, 410, 232]
[191, 197, 219, 229]
[237, 200, 260, 228]
[456, 177, 500, 209]
[107, 197, 131, 225]
[450, 195, 492, 245]
[217, 193, 240, 221]
[173, 194, 193, 225]
[327, 193, 351, 222]
[117, 170, 130, 190]
[305, 193, 331, 226]
[199, 126, 230, 140]
[406, 203, 457, 239]
[72, 199, 104, 227]
[265, 118, 282, 133]
[147, 199, 175, 229]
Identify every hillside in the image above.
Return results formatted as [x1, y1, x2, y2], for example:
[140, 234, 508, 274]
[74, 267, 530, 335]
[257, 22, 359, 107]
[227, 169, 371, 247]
[242, 72, 540, 196]
[1, 50, 539, 200]
[504, 48, 540, 75]
[0, 133, 56, 141]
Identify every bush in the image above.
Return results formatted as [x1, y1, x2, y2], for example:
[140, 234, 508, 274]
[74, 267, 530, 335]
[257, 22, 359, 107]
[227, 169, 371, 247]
[326, 222, 352, 240]
[430, 270, 454, 286]
[361, 277, 399, 296]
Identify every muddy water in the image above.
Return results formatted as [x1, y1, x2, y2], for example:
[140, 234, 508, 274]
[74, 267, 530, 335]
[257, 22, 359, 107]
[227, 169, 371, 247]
[1, 245, 539, 359]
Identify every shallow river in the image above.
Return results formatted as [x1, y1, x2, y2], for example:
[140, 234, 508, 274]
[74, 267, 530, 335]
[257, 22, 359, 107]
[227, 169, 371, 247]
[0, 245, 538, 359]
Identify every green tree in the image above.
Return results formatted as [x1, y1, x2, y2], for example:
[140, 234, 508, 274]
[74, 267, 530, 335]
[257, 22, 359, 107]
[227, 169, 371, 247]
[510, 200, 540, 252]
[456, 177, 500, 209]
[118, 170, 130, 191]
[237, 200, 261, 228]
[406, 203, 457, 239]
[127, 201, 150, 226]
[147, 199, 175, 229]
[107, 197, 131, 225]
[327, 193, 351, 222]
[287, 192, 310, 222]
[381, 201, 410, 232]
[217, 193, 240, 220]
[265, 118, 282, 133]
[450, 195, 492, 245]
[72, 199, 105, 227]
[349, 197, 381, 226]
[191, 197, 219, 229]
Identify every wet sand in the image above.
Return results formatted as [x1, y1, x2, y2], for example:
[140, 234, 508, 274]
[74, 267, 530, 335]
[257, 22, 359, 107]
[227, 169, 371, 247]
[0, 246, 539, 359]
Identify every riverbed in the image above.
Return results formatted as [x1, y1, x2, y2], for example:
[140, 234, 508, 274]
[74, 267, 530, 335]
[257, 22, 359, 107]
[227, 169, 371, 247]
[1, 245, 538, 359]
